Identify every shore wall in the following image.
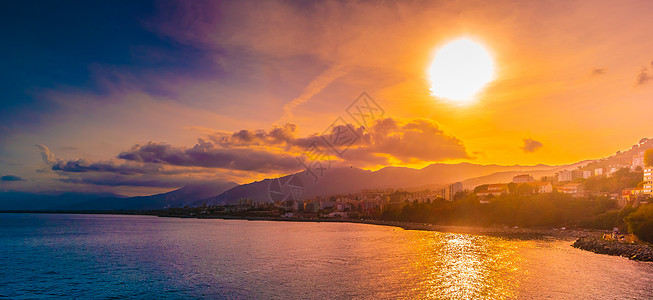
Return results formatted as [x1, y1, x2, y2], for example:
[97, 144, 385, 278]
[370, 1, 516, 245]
[573, 236, 652, 262]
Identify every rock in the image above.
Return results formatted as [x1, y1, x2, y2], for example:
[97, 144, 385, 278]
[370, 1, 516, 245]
[572, 236, 653, 262]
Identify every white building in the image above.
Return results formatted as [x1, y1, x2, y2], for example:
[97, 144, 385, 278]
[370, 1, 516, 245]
[633, 151, 645, 170]
[557, 170, 573, 182]
[442, 182, 463, 201]
[595, 168, 604, 176]
[644, 168, 653, 195]
[512, 174, 534, 183]
[582, 171, 592, 179]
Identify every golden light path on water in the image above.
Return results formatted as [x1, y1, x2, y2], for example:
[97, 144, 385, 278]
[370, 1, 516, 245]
[399, 231, 529, 299]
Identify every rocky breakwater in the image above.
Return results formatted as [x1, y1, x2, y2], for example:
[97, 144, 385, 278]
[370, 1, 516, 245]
[573, 236, 653, 262]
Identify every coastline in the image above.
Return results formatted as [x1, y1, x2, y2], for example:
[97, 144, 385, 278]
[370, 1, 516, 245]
[159, 214, 598, 240]
[0, 210, 598, 240]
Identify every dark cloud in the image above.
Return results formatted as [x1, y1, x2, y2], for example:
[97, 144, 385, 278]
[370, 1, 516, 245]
[366, 118, 469, 162]
[591, 68, 607, 76]
[50, 159, 229, 187]
[52, 159, 168, 175]
[1, 175, 25, 181]
[212, 117, 469, 165]
[56, 173, 205, 188]
[49, 117, 468, 188]
[118, 138, 301, 173]
[217, 123, 298, 147]
[521, 138, 543, 153]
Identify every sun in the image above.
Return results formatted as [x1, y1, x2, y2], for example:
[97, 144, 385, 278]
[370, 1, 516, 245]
[428, 38, 495, 105]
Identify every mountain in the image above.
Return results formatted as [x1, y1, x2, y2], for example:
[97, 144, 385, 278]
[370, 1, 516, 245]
[0, 191, 126, 211]
[55, 181, 238, 210]
[460, 161, 592, 189]
[199, 162, 590, 206]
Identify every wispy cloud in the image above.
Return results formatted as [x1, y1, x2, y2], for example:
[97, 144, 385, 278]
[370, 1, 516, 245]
[280, 65, 350, 121]
[591, 68, 607, 76]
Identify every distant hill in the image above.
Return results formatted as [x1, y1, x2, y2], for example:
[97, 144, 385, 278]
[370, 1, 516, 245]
[55, 181, 238, 210]
[460, 161, 592, 189]
[0, 191, 126, 211]
[199, 162, 588, 205]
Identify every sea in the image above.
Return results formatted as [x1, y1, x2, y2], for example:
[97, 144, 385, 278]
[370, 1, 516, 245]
[0, 213, 651, 299]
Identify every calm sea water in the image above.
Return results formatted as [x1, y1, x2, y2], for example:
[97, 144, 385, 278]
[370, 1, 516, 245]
[0, 214, 651, 299]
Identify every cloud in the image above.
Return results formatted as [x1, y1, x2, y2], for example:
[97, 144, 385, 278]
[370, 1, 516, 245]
[35, 144, 56, 166]
[1, 175, 25, 181]
[280, 65, 350, 121]
[49, 159, 243, 188]
[357, 118, 469, 163]
[118, 138, 301, 173]
[637, 66, 651, 85]
[56, 173, 211, 188]
[51, 160, 187, 175]
[211, 117, 469, 165]
[521, 138, 543, 153]
[47, 117, 468, 188]
[216, 123, 299, 148]
[591, 68, 607, 76]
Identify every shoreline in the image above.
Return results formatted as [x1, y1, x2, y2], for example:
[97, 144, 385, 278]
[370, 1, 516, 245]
[573, 236, 653, 262]
[159, 214, 599, 240]
[0, 210, 599, 240]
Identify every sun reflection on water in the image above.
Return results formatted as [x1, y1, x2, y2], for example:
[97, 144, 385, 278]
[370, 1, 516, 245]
[405, 231, 531, 299]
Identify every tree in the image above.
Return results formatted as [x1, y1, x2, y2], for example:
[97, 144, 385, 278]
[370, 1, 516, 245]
[473, 184, 489, 193]
[507, 182, 518, 193]
[625, 204, 653, 243]
[645, 149, 653, 167]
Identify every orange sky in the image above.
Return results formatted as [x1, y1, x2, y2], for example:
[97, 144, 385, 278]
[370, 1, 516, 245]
[2, 0, 653, 195]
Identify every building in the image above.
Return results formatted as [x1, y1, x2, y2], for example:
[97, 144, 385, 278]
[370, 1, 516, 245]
[558, 170, 587, 181]
[595, 168, 604, 176]
[559, 183, 584, 197]
[643, 168, 653, 196]
[476, 183, 509, 197]
[237, 198, 253, 206]
[557, 170, 573, 182]
[441, 182, 463, 201]
[529, 182, 553, 193]
[633, 151, 645, 170]
[621, 188, 643, 207]
[512, 174, 534, 183]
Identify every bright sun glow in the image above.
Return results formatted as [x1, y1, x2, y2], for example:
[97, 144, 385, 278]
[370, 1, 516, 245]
[429, 39, 495, 104]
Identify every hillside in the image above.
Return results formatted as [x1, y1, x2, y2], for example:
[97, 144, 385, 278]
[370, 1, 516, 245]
[199, 162, 588, 205]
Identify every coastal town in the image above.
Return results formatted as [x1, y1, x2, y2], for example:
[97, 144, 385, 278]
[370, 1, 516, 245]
[191, 148, 652, 221]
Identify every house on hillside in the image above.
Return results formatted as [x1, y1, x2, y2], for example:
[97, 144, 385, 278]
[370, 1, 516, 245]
[529, 182, 553, 193]
[512, 174, 535, 183]
[512, 174, 534, 183]
[559, 183, 584, 198]
[633, 151, 645, 170]
[476, 183, 509, 197]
